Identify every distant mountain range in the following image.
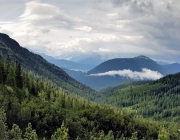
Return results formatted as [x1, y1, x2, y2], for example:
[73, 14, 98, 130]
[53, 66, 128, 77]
[2, 32, 179, 92]
[37, 52, 102, 71]
[39, 52, 179, 77]
[162, 63, 180, 74]
[156, 61, 170, 65]
[62, 55, 180, 90]
[0, 33, 97, 98]
[37, 52, 180, 91]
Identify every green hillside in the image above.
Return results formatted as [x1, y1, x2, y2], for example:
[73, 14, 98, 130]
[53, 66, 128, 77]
[0, 57, 175, 140]
[0, 33, 97, 99]
[99, 73, 180, 122]
[0, 33, 180, 139]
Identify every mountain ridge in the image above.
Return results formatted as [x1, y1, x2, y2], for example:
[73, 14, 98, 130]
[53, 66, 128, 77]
[87, 55, 165, 75]
[63, 56, 166, 90]
[98, 72, 180, 122]
[163, 63, 180, 74]
[0, 33, 97, 98]
[38, 52, 96, 71]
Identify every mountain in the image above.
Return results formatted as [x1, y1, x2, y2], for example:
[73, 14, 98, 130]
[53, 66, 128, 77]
[88, 55, 165, 75]
[156, 61, 169, 65]
[163, 63, 180, 74]
[77, 54, 106, 65]
[37, 52, 55, 61]
[98, 72, 180, 122]
[37, 52, 97, 71]
[0, 33, 97, 98]
[64, 55, 166, 90]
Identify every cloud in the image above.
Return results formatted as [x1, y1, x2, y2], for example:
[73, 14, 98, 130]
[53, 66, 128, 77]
[19, 1, 82, 29]
[75, 26, 92, 32]
[89, 68, 163, 80]
[0, 0, 180, 63]
[111, 0, 131, 7]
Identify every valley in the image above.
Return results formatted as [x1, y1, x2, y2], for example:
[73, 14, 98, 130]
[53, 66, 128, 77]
[1, 1, 180, 139]
[0, 33, 180, 139]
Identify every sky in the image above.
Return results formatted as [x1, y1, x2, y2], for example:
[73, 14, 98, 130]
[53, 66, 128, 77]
[0, 0, 180, 63]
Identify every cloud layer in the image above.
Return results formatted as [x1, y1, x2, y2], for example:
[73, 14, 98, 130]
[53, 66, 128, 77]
[0, 0, 180, 62]
[90, 68, 163, 80]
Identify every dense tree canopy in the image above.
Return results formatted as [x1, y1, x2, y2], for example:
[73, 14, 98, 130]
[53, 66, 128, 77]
[0, 57, 178, 139]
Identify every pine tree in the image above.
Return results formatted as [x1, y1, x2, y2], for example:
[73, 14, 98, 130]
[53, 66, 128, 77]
[0, 107, 8, 140]
[130, 132, 138, 140]
[0, 55, 4, 84]
[15, 62, 23, 89]
[23, 123, 38, 140]
[98, 131, 105, 140]
[158, 127, 170, 140]
[9, 124, 23, 140]
[105, 130, 114, 140]
[6, 66, 16, 87]
[51, 121, 69, 140]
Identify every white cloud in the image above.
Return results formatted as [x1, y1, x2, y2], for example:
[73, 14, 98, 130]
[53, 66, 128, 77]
[90, 68, 163, 80]
[75, 26, 92, 32]
[19, 1, 83, 29]
[0, 0, 180, 62]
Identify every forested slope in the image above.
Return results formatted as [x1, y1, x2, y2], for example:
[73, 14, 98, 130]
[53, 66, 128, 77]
[0, 57, 175, 140]
[0, 33, 97, 99]
[99, 73, 180, 122]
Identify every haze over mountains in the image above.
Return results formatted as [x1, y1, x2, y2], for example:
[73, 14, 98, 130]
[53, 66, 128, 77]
[40, 52, 180, 90]
[38, 52, 103, 71]
[2, 31, 180, 91]
[162, 63, 180, 74]
[5, 31, 179, 92]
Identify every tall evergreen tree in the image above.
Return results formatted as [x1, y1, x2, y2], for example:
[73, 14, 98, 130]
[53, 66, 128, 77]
[158, 127, 170, 140]
[0, 107, 8, 140]
[0, 55, 4, 84]
[15, 62, 23, 89]
[23, 123, 38, 140]
[6, 66, 16, 87]
[9, 124, 23, 140]
[51, 122, 69, 140]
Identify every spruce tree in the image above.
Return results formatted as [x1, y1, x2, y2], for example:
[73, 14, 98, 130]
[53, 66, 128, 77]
[23, 123, 38, 140]
[15, 62, 23, 89]
[158, 127, 170, 140]
[0, 58, 4, 84]
[6, 66, 16, 87]
[51, 121, 69, 140]
[0, 107, 8, 140]
[9, 124, 23, 140]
